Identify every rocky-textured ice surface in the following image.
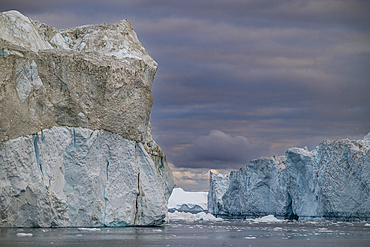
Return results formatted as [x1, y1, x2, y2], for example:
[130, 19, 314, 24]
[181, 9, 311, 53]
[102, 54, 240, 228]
[0, 10, 158, 145]
[0, 11, 174, 227]
[208, 134, 370, 221]
[168, 188, 208, 212]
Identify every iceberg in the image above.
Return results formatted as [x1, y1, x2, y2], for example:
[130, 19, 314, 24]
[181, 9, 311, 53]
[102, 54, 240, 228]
[0, 11, 174, 227]
[208, 134, 370, 221]
[168, 188, 208, 212]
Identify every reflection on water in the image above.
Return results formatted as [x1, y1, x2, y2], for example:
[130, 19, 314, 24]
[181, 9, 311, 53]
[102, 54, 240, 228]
[1, 220, 370, 247]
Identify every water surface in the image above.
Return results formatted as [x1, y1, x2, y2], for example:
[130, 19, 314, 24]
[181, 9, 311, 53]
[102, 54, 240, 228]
[1, 220, 370, 247]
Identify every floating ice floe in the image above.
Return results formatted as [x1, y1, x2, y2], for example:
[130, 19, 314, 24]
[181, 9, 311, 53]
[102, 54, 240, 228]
[168, 211, 223, 222]
[16, 233, 33, 237]
[77, 228, 101, 231]
[244, 236, 256, 239]
[250, 215, 285, 223]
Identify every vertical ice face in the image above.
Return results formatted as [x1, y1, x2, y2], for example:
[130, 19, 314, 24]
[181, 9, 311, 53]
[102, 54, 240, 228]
[208, 172, 230, 215]
[221, 156, 290, 217]
[318, 138, 370, 219]
[285, 147, 321, 220]
[0, 11, 174, 227]
[0, 127, 171, 227]
[208, 133, 370, 220]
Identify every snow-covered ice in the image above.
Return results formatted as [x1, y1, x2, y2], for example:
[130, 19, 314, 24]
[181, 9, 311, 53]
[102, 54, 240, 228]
[168, 188, 208, 211]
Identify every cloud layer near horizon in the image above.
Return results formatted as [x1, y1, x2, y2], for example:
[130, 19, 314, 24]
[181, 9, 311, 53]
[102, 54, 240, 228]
[1, 1, 369, 187]
[173, 130, 272, 169]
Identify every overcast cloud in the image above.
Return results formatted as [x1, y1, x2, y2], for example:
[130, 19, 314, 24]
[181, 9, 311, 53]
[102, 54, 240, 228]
[1, 0, 369, 190]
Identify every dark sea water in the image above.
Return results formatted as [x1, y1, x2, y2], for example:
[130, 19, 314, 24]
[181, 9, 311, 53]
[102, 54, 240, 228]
[1, 220, 370, 247]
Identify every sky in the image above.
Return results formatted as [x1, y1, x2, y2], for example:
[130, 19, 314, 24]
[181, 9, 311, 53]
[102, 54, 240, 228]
[1, 0, 369, 191]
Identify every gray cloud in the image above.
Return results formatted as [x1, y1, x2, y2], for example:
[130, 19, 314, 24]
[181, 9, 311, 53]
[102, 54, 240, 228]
[172, 130, 272, 169]
[1, 0, 369, 174]
[2, 1, 370, 29]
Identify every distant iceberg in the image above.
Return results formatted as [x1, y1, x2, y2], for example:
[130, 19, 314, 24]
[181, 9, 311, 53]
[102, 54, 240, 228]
[168, 188, 208, 212]
[208, 133, 370, 221]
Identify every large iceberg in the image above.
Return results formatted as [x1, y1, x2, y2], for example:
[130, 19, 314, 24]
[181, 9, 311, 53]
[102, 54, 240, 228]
[208, 134, 370, 220]
[0, 10, 174, 227]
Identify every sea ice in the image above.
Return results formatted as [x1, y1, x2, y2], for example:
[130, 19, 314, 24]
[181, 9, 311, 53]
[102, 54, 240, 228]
[244, 236, 256, 239]
[251, 215, 285, 223]
[168, 211, 223, 222]
[78, 228, 101, 232]
[16, 233, 33, 237]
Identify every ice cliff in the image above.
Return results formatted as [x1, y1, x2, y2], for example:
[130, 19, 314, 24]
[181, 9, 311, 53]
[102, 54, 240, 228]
[0, 10, 175, 227]
[208, 134, 370, 221]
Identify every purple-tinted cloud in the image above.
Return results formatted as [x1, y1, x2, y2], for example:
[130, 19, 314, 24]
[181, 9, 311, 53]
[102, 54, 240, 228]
[1, 0, 369, 176]
[172, 130, 272, 169]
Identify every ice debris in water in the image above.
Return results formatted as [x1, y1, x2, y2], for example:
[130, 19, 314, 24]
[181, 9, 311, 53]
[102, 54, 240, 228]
[250, 215, 286, 223]
[16, 233, 33, 237]
[168, 211, 223, 221]
[244, 236, 256, 239]
[77, 228, 101, 232]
